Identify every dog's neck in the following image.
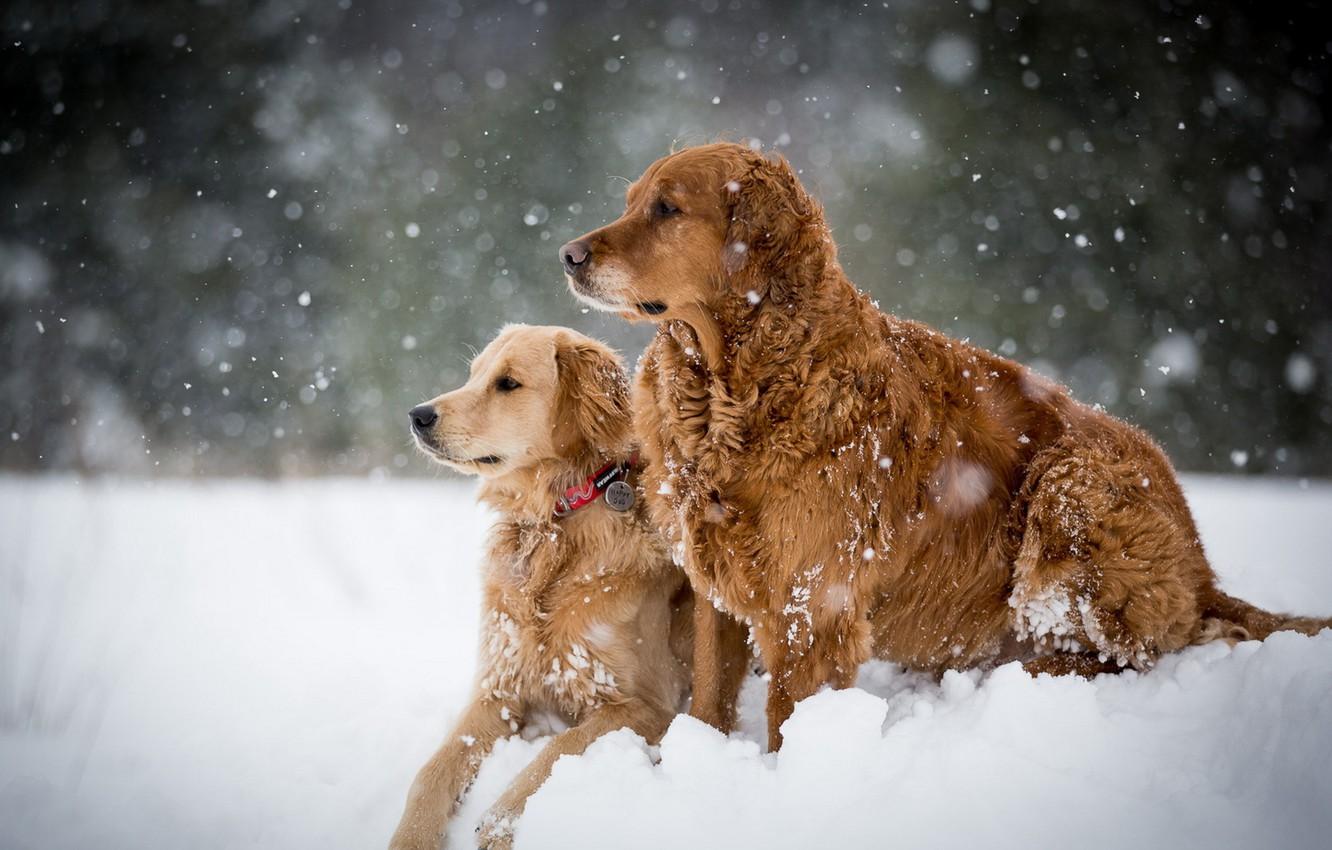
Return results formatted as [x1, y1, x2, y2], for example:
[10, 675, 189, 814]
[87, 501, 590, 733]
[478, 445, 637, 616]
[668, 265, 860, 378]
[477, 445, 626, 525]
[671, 301, 729, 368]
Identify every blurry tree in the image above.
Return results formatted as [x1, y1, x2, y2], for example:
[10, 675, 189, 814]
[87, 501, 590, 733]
[1, 0, 1328, 477]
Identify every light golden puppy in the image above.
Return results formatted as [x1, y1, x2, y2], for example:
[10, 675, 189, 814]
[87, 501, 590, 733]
[390, 324, 690, 850]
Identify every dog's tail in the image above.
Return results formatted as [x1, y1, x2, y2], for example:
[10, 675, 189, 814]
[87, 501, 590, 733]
[1195, 585, 1332, 644]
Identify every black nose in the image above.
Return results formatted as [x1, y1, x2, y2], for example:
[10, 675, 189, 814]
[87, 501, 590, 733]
[409, 404, 438, 433]
[560, 240, 590, 274]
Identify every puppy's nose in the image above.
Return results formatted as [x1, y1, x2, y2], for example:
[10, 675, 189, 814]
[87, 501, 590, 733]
[409, 404, 438, 433]
[560, 240, 590, 273]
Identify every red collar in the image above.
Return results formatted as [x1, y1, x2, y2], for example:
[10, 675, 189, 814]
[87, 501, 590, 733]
[553, 453, 638, 519]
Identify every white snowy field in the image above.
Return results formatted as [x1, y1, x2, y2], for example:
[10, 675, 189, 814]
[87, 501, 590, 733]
[1, 475, 1330, 850]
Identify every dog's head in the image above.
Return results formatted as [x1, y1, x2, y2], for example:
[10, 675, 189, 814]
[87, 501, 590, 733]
[559, 142, 831, 322]
[409, 324, 630, 478]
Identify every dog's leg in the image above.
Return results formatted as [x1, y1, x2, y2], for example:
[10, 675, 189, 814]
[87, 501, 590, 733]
[763, 639, 862, 752]
[476, 698, 671, 849]
[759, 594, 870, 751]
[716, 611, 749, 731]
[1022, 652, 1121, 678]
[1009, 449, 1204, 676]
[389, 695, 520, 850]
[687, 601, 748, 733]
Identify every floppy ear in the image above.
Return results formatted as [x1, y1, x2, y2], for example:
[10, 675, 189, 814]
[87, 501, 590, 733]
[552, 335, 632, 457]
[723, 150, 830, 303]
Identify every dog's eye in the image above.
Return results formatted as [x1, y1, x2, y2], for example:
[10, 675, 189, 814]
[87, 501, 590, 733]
[495, 375, 522, 392]
[654, 198, 680, 218]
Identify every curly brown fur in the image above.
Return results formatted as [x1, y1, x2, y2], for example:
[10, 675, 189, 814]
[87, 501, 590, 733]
[390, 325, 690, 850]
[561, 142, 1332, 751]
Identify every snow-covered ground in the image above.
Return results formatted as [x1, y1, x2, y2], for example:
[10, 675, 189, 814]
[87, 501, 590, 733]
[1, 474, 1330, 850]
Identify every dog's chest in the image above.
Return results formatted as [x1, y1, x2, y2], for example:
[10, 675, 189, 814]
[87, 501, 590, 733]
[475, 602, 623, 716]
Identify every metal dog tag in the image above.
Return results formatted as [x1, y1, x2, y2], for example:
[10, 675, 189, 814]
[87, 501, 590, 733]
[604, 480, 635, 512]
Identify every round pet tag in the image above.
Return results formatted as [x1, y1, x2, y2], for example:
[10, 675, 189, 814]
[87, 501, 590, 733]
[604, 480, 635, 512]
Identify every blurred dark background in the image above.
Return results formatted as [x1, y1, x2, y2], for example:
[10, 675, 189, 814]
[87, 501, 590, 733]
[1, 0, 1328, 478]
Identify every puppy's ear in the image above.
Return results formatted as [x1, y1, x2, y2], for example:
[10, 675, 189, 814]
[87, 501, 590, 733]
[724, 150, 830, 302]
[552, 334, 631, 456]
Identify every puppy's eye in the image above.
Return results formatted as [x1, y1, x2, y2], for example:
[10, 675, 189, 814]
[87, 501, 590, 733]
[654, 198, 680, 218]
[495, 375, 522, 392]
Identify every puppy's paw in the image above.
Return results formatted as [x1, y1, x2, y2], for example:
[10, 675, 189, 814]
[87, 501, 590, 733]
[476, 807, 517, 850]
[387, 831, 441, 850]
[389, 806, 449, 850]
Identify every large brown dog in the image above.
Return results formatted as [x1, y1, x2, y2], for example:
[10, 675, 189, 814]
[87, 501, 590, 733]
[559, 142, 1331, 751]
[390, 324, 689, 850]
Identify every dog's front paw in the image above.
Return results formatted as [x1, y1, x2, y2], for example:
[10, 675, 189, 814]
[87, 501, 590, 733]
[390, 806, 451, 850]
[388, 829, 441, 850]
[476, 807, 518, 850]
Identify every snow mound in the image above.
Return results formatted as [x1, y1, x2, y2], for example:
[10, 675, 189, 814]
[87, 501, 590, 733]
[520, 637, 1332, 850]
[1, 475, 1329, 850]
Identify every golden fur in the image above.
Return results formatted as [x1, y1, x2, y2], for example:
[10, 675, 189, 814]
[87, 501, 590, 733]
[390, 324, 689, 850]
[561, 142, 1332, 751]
